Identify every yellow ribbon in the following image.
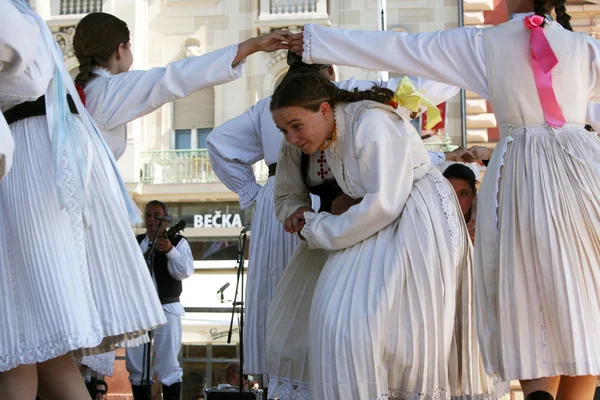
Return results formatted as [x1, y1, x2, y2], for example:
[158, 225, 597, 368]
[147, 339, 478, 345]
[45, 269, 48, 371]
[393, 76, 442, 130]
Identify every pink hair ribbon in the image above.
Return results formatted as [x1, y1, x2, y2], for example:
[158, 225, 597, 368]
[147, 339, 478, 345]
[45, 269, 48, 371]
[524, 14, 566, 127]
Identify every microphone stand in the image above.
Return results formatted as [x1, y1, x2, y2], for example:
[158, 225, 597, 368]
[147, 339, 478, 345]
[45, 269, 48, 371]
[141, 222, 165, 400]
[227, 228, 249, 399]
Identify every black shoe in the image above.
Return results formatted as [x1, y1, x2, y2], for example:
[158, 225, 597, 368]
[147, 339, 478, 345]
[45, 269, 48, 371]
[131, 384, 152, 400]
[526, 391, 554, 400]
[162, 382, 182, 400]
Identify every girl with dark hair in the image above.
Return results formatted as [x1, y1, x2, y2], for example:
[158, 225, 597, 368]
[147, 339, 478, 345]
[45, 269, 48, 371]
[269, 71, 505, 400]
[72, 12, 288, 160]
[289, 0, 600, 397]
[206, 52, 462, 392]
[0, 1, 178, 399]
[443, 163, 478, 243]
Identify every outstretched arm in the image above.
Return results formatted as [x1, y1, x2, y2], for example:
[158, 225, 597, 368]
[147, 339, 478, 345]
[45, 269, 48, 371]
[97, 30, 290, 130]
[292, 25, 489, 98]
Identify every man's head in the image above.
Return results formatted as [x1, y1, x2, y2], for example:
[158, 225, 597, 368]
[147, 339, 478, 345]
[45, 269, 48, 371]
[95, 380, 108, 400]
[144, 200, 169, 238]
[224, 362, 248, 388]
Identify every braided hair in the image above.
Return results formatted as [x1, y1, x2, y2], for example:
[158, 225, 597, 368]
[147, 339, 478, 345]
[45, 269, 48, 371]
[553, 0, 573, 31]
[270, 70, 394, 113]
[532, 0, 573, 31]
[73, 12, 130, 87]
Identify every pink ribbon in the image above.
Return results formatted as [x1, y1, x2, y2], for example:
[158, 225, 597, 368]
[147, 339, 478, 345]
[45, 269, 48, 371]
[524, 15, 566, 127]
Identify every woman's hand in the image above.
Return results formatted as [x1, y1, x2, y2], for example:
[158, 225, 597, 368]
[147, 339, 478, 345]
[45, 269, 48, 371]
[284, 206, 313, 233]
[233, 30, 291, 66]
[468, 145, 494, 163]
[331, 194, 361, 215]
[289, 31, 305, 56]
[445, 147, 475, 163]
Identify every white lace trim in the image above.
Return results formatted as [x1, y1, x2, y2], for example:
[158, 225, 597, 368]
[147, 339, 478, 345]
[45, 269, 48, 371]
[429, 168, 461, 269]
[299, 211, 318, 246]
[492, 135, 514, 236]
[238, 182, 263, 210]
[0, 332, 103, 372]
[92, 66, 113, 77]
[268, 376, 311, 400]
[79, 351, 116, 376]
[371, 386, 451, 400]
[302, 25, 314, 64]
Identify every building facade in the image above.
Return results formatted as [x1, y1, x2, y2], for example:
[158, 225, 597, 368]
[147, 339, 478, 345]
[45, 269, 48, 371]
[29, 0, 600, 398]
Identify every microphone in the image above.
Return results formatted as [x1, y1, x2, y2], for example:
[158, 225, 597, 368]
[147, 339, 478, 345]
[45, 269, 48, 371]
[241, 224, 251, 234]
[217, 282, 230, 294]
[155, 216, 172, 222]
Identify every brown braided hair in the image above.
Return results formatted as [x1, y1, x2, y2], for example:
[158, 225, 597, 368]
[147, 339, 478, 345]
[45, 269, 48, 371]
[270, 70, 394, 113]
[532, 0, 572, 31]
[553, 0, 573, 31]
[73, 12, 130, 87]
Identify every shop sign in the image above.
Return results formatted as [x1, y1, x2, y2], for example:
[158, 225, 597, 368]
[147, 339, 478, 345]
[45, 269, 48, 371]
[194, 211, 243, 228]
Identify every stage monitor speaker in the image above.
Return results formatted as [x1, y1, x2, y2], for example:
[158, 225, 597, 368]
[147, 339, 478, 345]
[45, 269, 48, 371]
[203, 389, 263, 400]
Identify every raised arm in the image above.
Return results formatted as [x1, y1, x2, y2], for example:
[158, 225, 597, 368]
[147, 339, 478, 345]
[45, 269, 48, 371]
[96, 45, 244, 130]
[296, 24, 489, 98]
[95, 30, 290, 130]
[207, 100, 266, 210]
[301, 109, 416, 250]
[274, 141, 312, 223]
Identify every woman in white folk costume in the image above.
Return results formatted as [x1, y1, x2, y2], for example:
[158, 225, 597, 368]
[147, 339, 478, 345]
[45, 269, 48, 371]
[0, 0, 165, 398]
[268, 70, 503, 400]
[207, 52, 464, 381]
[67, 12, 287, 378]
[288, 0, 600, 397]
[265, 62, 482, 400]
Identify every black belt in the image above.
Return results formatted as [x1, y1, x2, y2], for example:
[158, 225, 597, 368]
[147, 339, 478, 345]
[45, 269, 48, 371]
[160, 296, 180, 305]
[4, 95, 79, 125]
[268, 163, 277, 177]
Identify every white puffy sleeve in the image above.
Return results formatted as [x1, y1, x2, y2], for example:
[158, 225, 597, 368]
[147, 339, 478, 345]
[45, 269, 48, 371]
[0, 0, 39, 78]
[207, 100, 265, 210]
[274, 141, 312, 223]
[303, 24, 489, 98]
[587, 35, 600, 102]
[96, 45, 244, 130]
[301, 109, 414, 250]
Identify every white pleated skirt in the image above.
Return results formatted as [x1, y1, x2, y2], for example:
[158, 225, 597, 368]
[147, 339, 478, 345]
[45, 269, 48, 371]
[265, 242, 329, 399]
[475, 124, 600, 381]
[307, 169, 506, 400]
[243, 176, 302, 374]
[0, 116, 166, 372]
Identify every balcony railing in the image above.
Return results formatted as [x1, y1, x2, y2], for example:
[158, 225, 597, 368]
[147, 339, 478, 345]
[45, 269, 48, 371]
[258, 0, 329, 25]
[60, 0, 102, 15]
[140, 149, 269, 185]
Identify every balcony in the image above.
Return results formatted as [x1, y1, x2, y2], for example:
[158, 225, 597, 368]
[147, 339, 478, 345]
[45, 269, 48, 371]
[59, 0, 102, 15]
[257, 0, 330, 30]
[140, 149, 269, 185]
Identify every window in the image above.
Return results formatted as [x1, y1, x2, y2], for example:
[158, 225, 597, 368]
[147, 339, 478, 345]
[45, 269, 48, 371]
[173, 88, 215, 149]
[175, 129, 192, 150]
[197, 128, 212, 149]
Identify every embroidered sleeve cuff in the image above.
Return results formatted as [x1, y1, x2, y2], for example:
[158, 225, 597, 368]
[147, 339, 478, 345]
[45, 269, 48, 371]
[229, 44, 245, 79]
[302, 24, 314, 64]
[238, 182, 262, 210]
[430, 151, 446, 167]
[299, 211, 319, 249]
